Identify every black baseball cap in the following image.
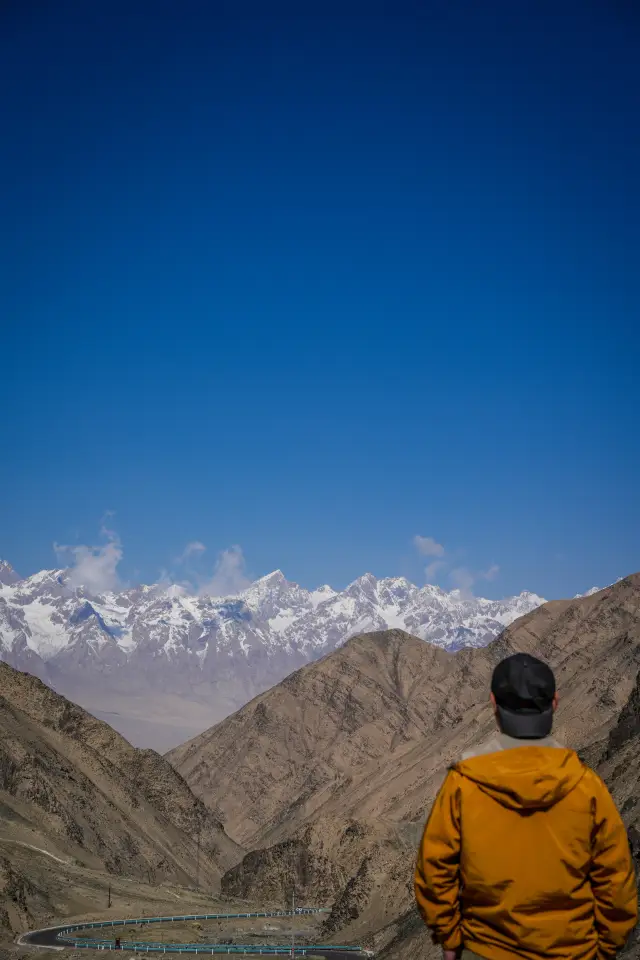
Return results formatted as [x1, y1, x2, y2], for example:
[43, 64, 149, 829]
[491, 653, 556, 739]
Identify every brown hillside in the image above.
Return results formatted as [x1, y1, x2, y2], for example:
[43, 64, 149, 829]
[169, 575, 640, 943]
[0, 659, 243, 914]
[169, 576, 640, 846]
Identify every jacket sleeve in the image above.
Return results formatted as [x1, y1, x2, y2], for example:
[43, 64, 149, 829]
[589, 773, 638, 958]
[414, 769, 462, 950]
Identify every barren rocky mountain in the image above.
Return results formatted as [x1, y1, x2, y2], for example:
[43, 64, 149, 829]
[584, 670, 640, 958]
[0, 658, 243, 935]
[2, 575, 637, 956]
[0, 561, 543, 750]
[167, 629, 489, 847]
[169, 574, 640, 947]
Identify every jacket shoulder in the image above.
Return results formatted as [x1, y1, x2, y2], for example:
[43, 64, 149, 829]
[437, 767, 465, 795]
[577, 763, 609, 789]
[574, 763, 615, 804]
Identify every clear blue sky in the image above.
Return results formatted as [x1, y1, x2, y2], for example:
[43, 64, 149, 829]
[1, 0, 638, 599]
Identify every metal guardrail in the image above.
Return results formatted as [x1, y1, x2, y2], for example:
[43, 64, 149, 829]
[68, 943, 355, 949]
[64, 943, 355, 954]
[60, 910, 328, 932]
[54, 909, 366, 955]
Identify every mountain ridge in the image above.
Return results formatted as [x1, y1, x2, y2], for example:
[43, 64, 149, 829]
[0, 560, 545, 749]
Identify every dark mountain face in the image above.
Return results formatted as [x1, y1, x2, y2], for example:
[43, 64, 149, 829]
[0, 660, 243, 902]
[588, 672, 640, 959]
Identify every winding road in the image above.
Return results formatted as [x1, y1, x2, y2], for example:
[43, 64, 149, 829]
[18, 908, 370, 956]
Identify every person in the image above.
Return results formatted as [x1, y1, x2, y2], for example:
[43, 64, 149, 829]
[414, 652, 637, 960]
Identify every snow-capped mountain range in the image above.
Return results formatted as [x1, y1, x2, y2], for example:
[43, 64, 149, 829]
[0, 558, 544, 662]
[0, 557, 545, 746]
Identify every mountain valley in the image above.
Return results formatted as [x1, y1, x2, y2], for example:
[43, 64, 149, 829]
[0, 659, 243, 941]
[1, 572, 638, 959]
[0, 561, 543, 750]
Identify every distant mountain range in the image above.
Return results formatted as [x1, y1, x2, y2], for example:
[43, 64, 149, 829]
[0, 558, 546, 748]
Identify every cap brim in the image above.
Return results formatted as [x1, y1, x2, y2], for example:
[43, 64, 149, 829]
[496, 704, 554, 739]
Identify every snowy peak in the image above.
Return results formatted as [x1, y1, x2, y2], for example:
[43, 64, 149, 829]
[0, 560, 20, 585]
[10, 567, 67, 598]
[345, 572, 379, 600]
[0, 559, 553, 740]
[309, 585, 336, 608]
[252, 569, 286, 586]
[239, 570, 310, 626]
[574, 585, 602, 598]
[0, 560, 548, 697]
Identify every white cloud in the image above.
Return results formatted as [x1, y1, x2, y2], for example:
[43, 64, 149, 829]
[449, 562, 500, 598]
[198, 545, 251, 597]
[413, 535, 445, 557]
[176, 541, 206, 564]
[55, 526, 123, 595]
[481, 564, 500, 581]
[449, 566, 477, 600]
[425, 560, 446, 581]
[414, 535, 447, 582]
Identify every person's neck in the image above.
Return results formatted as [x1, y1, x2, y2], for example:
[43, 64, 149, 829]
[497, 730, 560, 746]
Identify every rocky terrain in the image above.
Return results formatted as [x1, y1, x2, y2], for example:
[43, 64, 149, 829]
[169, 575, 640, 949]
[167, 629, 488, 847]
[0, 560, 543, 749]
[1, 573, 637, 957]
[583, 671, 640, 958]
[0, 659, 243, 938]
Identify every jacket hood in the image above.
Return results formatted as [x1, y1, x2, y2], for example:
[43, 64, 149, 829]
[454, 747, 586, 811]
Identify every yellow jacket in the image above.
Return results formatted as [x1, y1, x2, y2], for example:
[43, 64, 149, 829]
[415, 740, 637, 960]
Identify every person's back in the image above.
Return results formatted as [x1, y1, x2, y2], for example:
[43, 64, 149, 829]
[414, 653, 637, 960]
